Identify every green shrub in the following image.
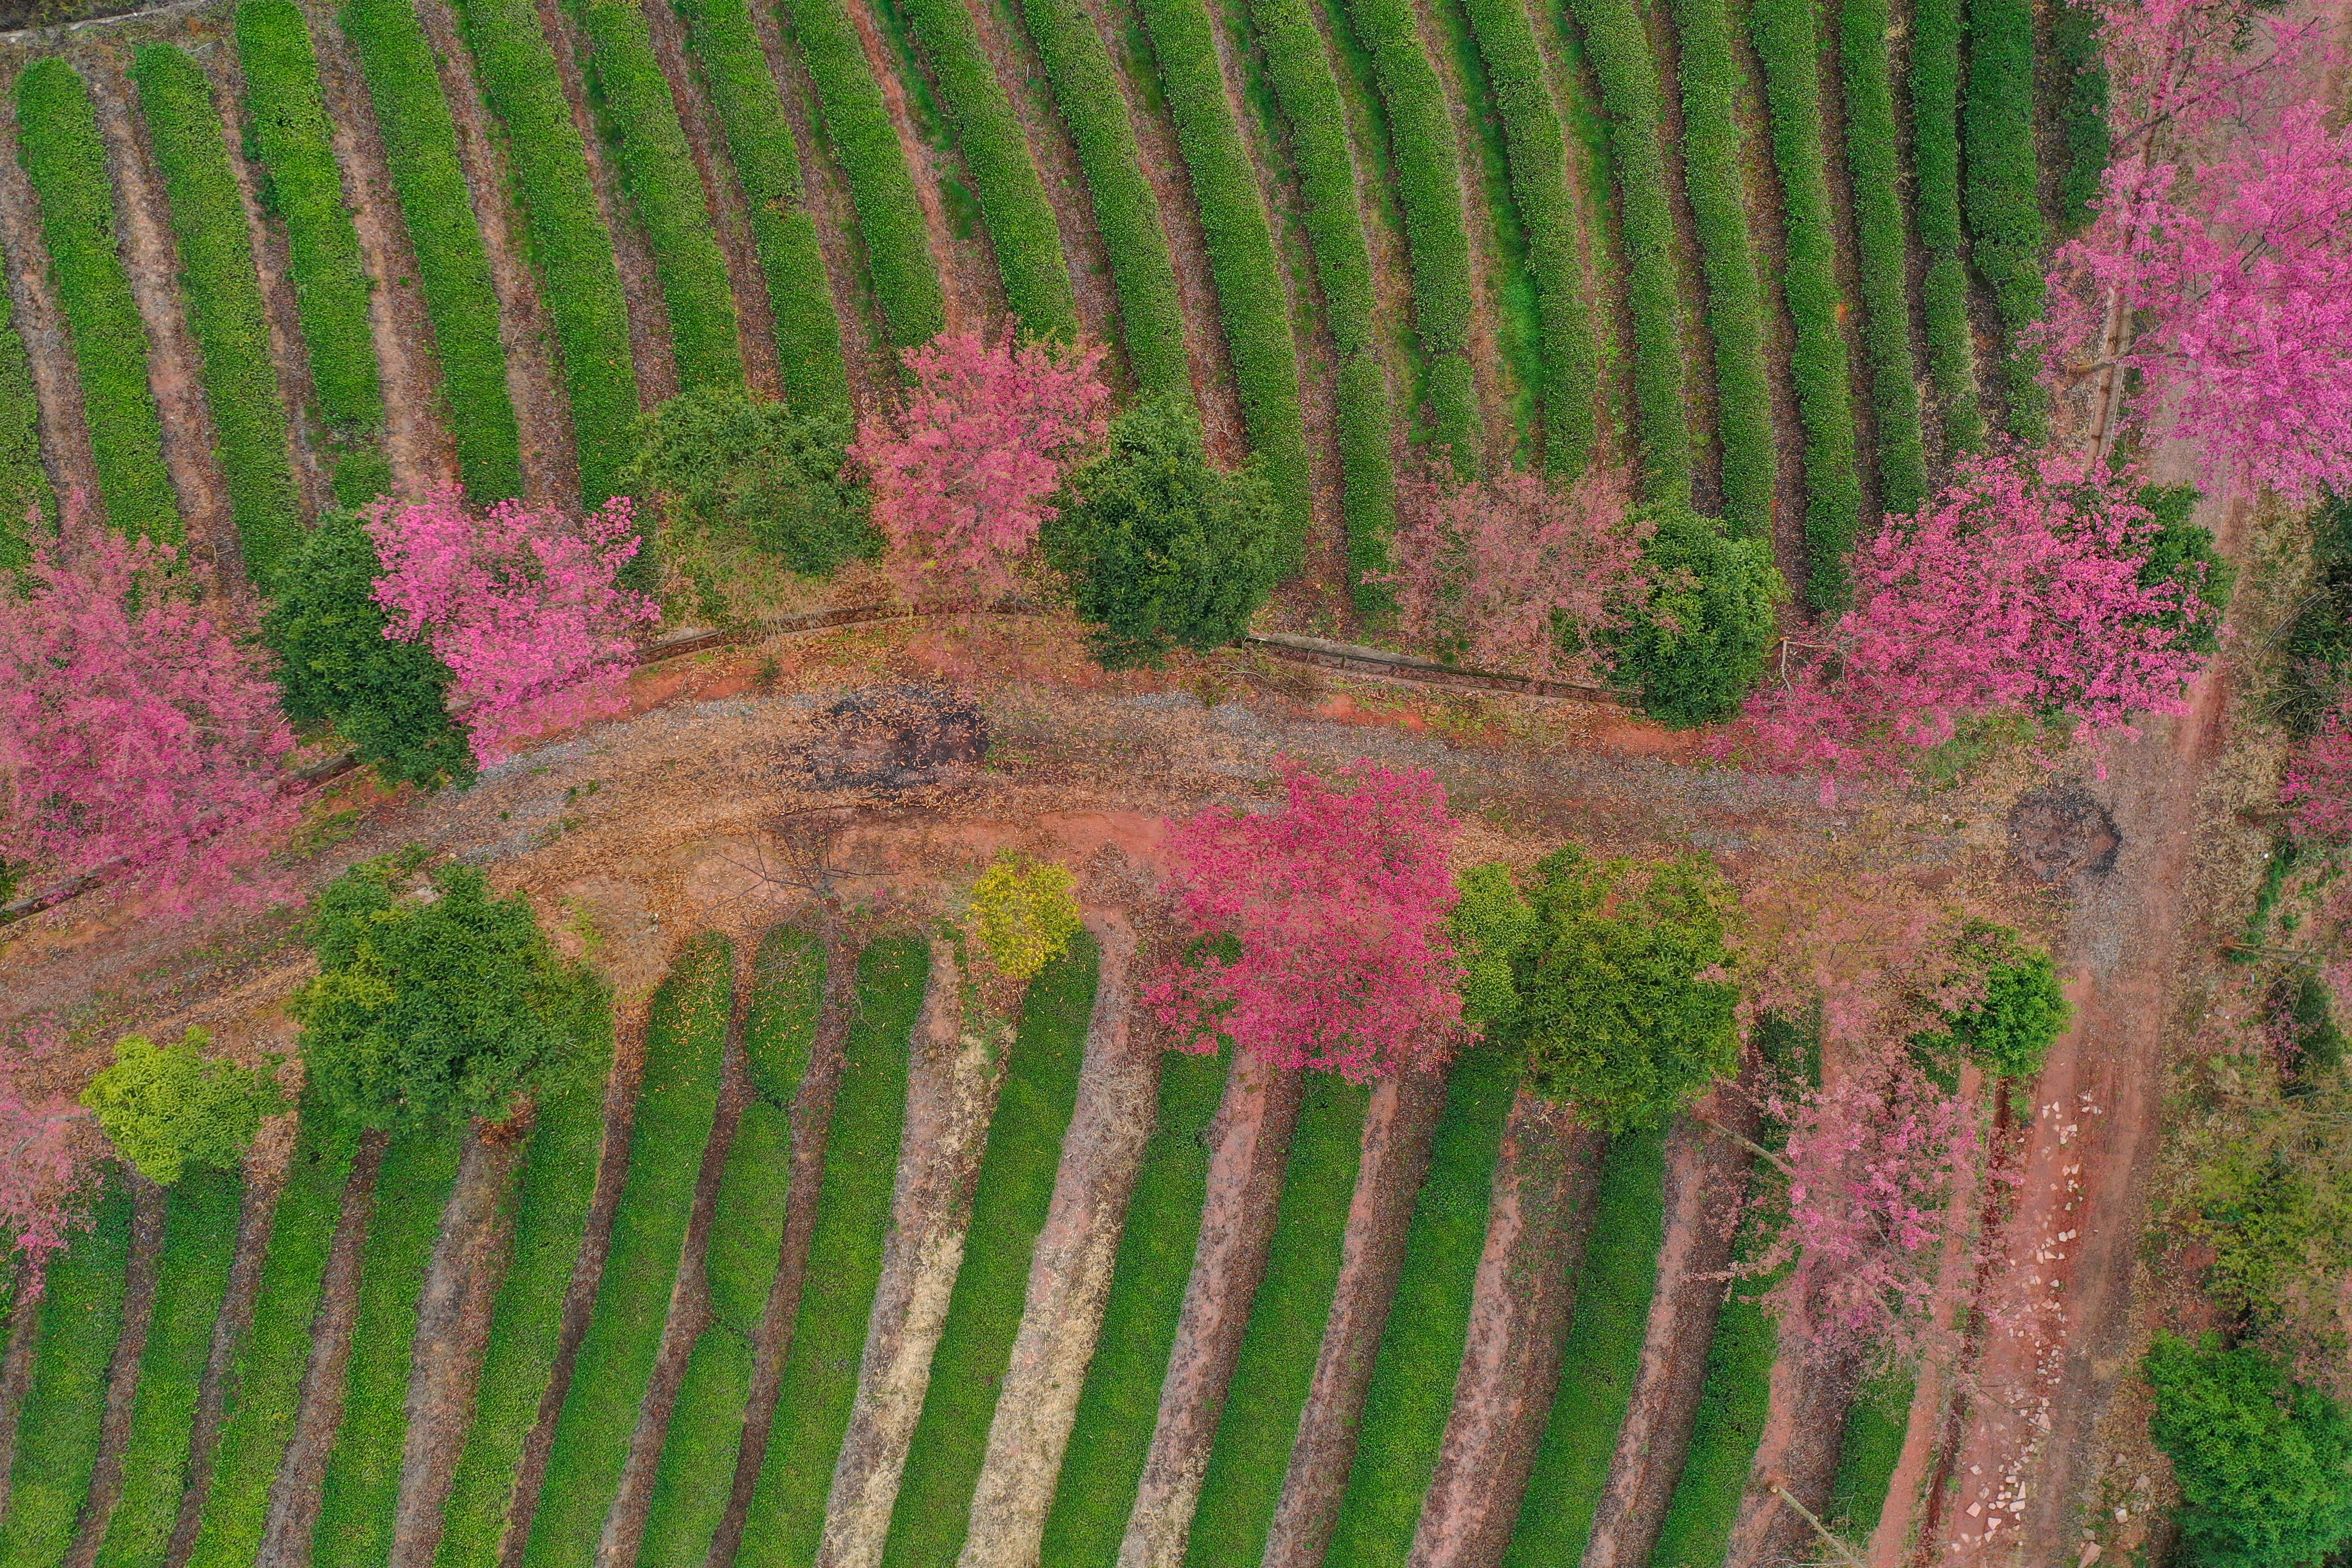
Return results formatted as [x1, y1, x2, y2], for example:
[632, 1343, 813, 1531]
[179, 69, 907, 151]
[1909, 0, 1979, 453]
[781, 0, 945, 347]
[0, 1187, 132, 1564]
[623, 385, 876, 573]
[1019, 0, 1188, 393]
[0, 278, 51, 569]
[1960, 0, 2047, 440]
[17, 59, 178, 543]
[1749, 0, 1863, 609]
[82, 1026, 283, 1185]
[2049, 0, 2110, 233]
[1936, 923, 2070, 1080]
[1451, 860, 1534, 1032]
[675, 0, 850, 411]
[1662, 0, 1772, 536]
[1560, 0, 1689, 502]
[1132, 0, 1313, 567]
[237, 0, 388, 505]
[2145, 1333, 2352, 1568]
[339, 0, 524, 499]
[1840, 0, 1928, 515]
[454, 0, 639, 503]
[1044, 394, 1282, 668]
[1649, 1287, 1775, 1562]
[965, 854, 1082, 982]
[1235, 0, 1398, 603]
[1607, 504, 1782, 727]
[2138, 480, 2233, 655]
[1825, 1369, 1912, 1534]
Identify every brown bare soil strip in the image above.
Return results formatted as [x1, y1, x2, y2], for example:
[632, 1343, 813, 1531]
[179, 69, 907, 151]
[1724, 18, 1809, 604]
[256, 1129, 385, 1568]
[1408, 1094, 1606, 1568]
[0, 68, 105, 513]
[1722, 1333, 1860, 1567]
[408, 0, 579, 507]
[958, 917, 1158, 1568]
[1260, 1069, 1448, 1568]
[1633, 2, 1718, 517]
[1117, 1053, 1303, 1568]
[384, 1123, 526, 1568]
[1409, 0, 1514, 468]
[0, 1265, 41, 1525]
[819, 934, 1007, 1568]
[84, 53, 239, 577]
[1579, 1089, 1763, 1568]
[59, 1175, 167, 1568]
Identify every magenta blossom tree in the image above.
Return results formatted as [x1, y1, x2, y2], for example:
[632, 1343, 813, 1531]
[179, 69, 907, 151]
[367, 487, 660, 766]
[2282, 690, 2352, 841]
[0, 509, 292, 912]
[1145, 760, 1463, 1081]
[852, 330, 1111, 599]
[1738, 453, 2220, 789]
[0, 1018, 100, 1293]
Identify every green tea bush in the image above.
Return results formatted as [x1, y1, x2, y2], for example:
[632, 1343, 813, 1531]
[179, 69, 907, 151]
[1662, 0, 1772, 536]
[1960, 0, 2047, 439]
[1748, 0, 1863, 609]
[1606, 504, 1782, 726]
[2145, 1334, 2352, 1568]
[572, 0, 743, 390]
[675, 0, 850, 411]
[132, 45, 304, 588]
[1909, 0, 1979, 452]
[1132, 0, 1313, 564]
[17, 59, 178, 542]
[2049, 0, 2111, 232]
[1839, 0, 1927, 514]
[782, 0, 945, 346]
[82, 1027, 283, 1185]
[623, 384, 875, 573]
[339, 0, 525, 499]
[454, 0, 639, 502]
[0, 281, 52, 568]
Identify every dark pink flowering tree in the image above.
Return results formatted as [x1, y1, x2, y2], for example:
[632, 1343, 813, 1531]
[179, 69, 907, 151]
[367, 487, 660, 766]
[0, 510, 292, 912]
[2282, 691, 2352, 841]
[0, 1019, 100, 1293]
[852, 331, 1111, 599]
[1738, 453, 2220, 789]
[1381, 464, 1652, 682]
[1145, 760, 1463, 1082]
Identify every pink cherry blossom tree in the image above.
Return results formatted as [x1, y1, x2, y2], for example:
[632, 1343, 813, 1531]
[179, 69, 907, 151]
[367, 487, 660, 766]
[0, 1018, 101, 1294]
[2282, 690, 2352, 841]
[1380, 464, 1652, 682]
[851, 330, 1111, 599]
[0, 507, 292, 912]
[1145, 759, 1463, 1081]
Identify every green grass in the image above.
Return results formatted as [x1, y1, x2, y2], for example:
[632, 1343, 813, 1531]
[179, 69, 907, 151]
[1036, 1048, 1229, 1568]
[895, 0, 1077, 338]
[736, 935, 928, 1568]
[675, 0, 851, 413]
[1131, 0, 1313, 568]
[780, 0, 946, 347]
[1338, 0, 1477, 474]
[1825, 1367, 1911, 1536]
[1647, 1288, 1776, 1566]
[130, 45, 304, 589]
[1237, 0, 1398, 606]
[1182, 1072, 1369, 1567]
[0, 1185, 132, 1565]
[434, 992, 617, 1568]
[186, 1110, 359, 1568]
[638, 927, 825, 1566]
[1018, 0, 1188, 394]
[309, 1130, 466, 1568]
[1559, 0, 1688, 503]
[234, 0, 389, 507]
[1840, 0, 1927, 515]
[338, 0, 524, 500]
[570, 0, 744, 390]
[1457, 0, 1597, 476]
[1908, 0, 1979, 452]
[1748, 0, 1863, 610]
[1325, 1048, 1520, 1564]
[881, 932, 1099, 1568]
[1960, 0, 2046, 440]
[16, 59, 178, 543]
[453, 0, 638, 505]
[92, 1168, 243, 1568]
[0, 275, 54, 568]
[1500, 1126, 1665, 1566]
[520, 933, 732, 1568]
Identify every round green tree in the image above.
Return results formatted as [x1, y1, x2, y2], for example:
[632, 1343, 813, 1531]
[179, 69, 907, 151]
[81, 1026, 285, 1184]
[1606, 506, 1784, 727]
[2145, 1332, 2352, 1567]
[623, 385, 876, 575]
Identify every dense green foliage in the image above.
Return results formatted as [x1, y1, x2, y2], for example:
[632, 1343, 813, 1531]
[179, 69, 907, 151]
[1839, 0, 1927, 515]
[1663, 0, 1772, 536]
[1045, 395, 1281, 668]
[1511, 845, 1740, 1131]
[339, 0, 524, 499]
[236, 0, 392, 507]
[1132, 0, 1313, 564]
[454, 0, 637, 503]
[263, 507, 473, 791]
[2145, 1334, 2352, 1568]
[1826, 1369, 1912, 1534]
[293, 859, 587, 1129]
[624, 386, 875, 573]
[674, 0, 850, 412]
[1452, 860, 1536, 1033]
[2049, 0, 2111, 232]
[780, 0, 945, 346]
[1038, 1048, 1228, 1567]
[82, 1027, 283, 1185]
[1908, 0, 1979, 452]
[1648, 1289, 1776, 1561]
[0, 1188, 132, 1563]
[17, 59, 178, 542]
[0, 278, 53, 568]
[1606, 505, 1782, 726]
[1960, 0, 2047, 439]
[2137, 482, 2234, 656]
[1932, 924, 2072, 1081]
